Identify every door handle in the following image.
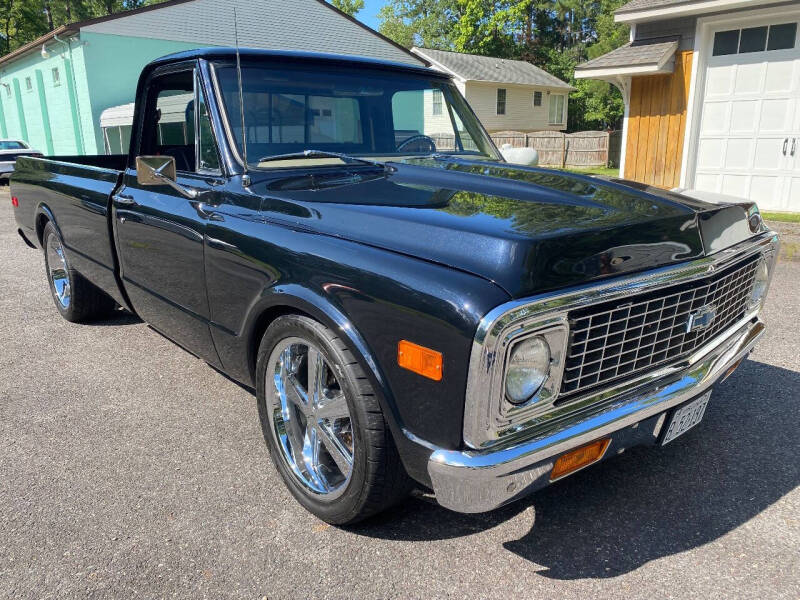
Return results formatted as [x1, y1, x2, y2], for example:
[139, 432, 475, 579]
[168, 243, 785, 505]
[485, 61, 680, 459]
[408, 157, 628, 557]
[783, 138, 789, 155]
[113, 193, 136, 206]
[792, 138, 797, 157]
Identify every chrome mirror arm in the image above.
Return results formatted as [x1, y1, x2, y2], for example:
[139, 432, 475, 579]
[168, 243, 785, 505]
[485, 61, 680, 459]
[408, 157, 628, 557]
[142, 160, 201, 199]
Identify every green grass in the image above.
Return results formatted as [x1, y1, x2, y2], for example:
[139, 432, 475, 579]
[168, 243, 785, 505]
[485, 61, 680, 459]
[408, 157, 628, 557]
[558, 166, 620, 178]
[761, 211, 800, 223]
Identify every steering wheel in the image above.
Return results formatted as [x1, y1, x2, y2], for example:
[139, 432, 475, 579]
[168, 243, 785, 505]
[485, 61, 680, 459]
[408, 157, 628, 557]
[396, 134, 437, 154]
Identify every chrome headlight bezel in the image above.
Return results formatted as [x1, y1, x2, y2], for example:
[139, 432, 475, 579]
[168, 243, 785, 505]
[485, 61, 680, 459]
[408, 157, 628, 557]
[747, 254, 771, 311]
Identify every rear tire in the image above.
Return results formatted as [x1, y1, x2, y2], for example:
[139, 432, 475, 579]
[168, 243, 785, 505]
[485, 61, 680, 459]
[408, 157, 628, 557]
[256, 314, 413, 525]
[42, 221, 116, 323]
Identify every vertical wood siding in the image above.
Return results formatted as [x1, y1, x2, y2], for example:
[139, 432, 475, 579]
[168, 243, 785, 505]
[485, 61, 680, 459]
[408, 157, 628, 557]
[624, 50, 693, 189]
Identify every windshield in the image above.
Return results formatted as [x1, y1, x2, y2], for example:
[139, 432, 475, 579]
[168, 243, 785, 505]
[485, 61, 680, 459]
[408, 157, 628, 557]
[213, 62, 500, 168]
[0, 141, 26, 150]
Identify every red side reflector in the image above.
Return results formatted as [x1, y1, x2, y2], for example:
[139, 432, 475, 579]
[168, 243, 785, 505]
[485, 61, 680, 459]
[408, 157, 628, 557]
[550, 438, 611, 481]
[397, 340, 443, 381]
[11, 196, 19, 207]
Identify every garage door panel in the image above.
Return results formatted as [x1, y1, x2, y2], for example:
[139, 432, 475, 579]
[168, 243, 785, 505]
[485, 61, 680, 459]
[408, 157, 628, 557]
[750, 176, 782, 208]
[754, 138, 787, 170]
[730, 101, 757, 132]
[724, 138, 752, 169]
[733, 62, 764, 95]
[701, 101, 729, 133]
[721, 174, 748, 197]
[697, 138, 725, 168]
[706, 65, 735, 96]
[759, 99, 791, 131]
[695, 173, 720, 192]
[764, 59, 796, 92]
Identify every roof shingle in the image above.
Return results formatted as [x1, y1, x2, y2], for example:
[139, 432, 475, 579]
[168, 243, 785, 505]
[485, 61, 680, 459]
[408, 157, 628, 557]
[575, 37, 678, 71]
[616, 0, 702, 14]
[412, 47, 572, 89]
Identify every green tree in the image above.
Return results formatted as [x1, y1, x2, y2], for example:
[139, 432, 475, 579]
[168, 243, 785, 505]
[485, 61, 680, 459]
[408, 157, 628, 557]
[378, 0, 461, 49]
[330, 0, 364, 17]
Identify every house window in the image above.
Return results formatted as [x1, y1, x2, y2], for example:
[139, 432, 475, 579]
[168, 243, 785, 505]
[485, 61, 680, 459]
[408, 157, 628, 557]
[24, 77, 32, 91]
[549, 94, 565, 125]
[713, 22, 797, 56]
[533, 91, 542, 107]
[496, 88, 506, 115]
[432, 89, 443, 115]
[52, 68, 60, 86]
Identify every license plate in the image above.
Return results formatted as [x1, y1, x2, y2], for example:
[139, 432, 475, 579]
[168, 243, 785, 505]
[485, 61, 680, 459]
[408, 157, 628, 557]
[661, 391, 711, 446]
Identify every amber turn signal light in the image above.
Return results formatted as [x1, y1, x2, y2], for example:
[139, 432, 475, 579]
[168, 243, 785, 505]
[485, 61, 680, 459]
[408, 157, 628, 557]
[550, 438, 611, 481]
[397, 340, 443, 381]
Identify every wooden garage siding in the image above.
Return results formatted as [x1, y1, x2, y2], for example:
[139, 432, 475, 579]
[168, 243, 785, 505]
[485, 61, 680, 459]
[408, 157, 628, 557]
[624, 50, 693, 189]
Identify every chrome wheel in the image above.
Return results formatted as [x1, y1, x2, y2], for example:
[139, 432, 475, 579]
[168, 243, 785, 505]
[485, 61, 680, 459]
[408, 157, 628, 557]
[267, 337, 355, 500]
[46, 232, 71, 309]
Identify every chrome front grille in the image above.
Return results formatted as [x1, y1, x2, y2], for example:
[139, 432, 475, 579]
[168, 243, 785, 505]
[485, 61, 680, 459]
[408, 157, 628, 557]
[560, 256, 759, 398]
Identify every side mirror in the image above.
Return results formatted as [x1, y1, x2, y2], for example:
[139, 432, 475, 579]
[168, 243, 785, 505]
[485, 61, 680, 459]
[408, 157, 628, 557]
[136, 155, 176, 186]
[135, 155, 199, 199]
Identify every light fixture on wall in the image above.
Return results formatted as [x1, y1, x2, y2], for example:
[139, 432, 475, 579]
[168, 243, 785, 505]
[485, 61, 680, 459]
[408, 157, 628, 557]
[41, 44, 50, 59]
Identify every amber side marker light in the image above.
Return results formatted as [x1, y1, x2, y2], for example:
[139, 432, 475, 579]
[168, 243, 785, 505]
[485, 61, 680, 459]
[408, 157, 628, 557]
[550, 438, 611, 481]
[397, 340, 443, 381]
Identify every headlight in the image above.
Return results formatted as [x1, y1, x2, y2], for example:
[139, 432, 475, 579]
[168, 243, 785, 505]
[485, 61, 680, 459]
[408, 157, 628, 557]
[748, 257, 770, 310]
[505, 336, 551, 404]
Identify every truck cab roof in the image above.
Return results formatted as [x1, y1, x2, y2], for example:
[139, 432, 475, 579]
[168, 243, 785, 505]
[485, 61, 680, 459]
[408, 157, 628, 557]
[146, 47, 443, 79]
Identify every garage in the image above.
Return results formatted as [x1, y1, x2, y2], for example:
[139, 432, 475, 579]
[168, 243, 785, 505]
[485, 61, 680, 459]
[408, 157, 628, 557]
[693, 16, 799, 211]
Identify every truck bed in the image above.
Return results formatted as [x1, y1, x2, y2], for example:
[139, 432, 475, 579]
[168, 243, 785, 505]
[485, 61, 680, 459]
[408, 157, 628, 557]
[11, 155, 128, 308]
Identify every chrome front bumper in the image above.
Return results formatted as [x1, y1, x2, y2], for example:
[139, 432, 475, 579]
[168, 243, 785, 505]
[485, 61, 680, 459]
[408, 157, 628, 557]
[428, 316, 765, 513]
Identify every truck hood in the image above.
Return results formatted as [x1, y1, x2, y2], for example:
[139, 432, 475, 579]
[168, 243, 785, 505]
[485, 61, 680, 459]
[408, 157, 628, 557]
[255, 158, 754, 298]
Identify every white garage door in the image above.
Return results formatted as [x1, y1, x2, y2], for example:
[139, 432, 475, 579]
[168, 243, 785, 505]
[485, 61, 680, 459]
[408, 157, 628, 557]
[694, 19, 800, 211]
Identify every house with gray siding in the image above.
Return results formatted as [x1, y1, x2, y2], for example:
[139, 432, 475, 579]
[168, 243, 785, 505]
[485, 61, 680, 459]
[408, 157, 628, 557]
[0, 0, 424, 157]
[575, 0, 799, 211]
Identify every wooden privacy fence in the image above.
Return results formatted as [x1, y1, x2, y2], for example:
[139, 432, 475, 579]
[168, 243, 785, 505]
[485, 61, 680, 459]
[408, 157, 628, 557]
[489, 130, 615, 167]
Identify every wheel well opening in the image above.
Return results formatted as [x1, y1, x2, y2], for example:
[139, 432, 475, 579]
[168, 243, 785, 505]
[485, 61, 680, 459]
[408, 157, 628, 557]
[248, 305, 312, 381]
[35, 214, 49, 245]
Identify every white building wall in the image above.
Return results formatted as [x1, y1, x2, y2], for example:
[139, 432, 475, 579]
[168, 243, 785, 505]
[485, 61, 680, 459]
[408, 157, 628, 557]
[464, 81, 567, 132]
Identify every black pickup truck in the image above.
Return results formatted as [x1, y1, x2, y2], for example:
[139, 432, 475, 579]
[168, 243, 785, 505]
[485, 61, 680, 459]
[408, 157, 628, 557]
[11, 48, 779, 524]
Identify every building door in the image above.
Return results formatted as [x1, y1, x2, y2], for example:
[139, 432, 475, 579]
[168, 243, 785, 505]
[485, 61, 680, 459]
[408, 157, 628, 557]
[693, 18, 800, 210]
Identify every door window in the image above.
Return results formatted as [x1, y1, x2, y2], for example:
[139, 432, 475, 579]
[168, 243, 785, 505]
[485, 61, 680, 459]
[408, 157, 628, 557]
[140, 70, 196, 172]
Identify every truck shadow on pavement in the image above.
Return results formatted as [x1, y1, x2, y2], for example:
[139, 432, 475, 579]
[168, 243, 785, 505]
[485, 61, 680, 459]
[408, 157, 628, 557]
[357, 359, 800, 579]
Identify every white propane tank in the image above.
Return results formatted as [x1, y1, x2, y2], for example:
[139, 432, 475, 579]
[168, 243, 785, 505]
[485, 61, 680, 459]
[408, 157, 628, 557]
[499, 143, 539, 166]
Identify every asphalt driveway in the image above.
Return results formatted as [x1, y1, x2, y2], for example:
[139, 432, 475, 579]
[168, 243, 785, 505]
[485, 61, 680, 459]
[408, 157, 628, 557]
[1, 187, 798, 599]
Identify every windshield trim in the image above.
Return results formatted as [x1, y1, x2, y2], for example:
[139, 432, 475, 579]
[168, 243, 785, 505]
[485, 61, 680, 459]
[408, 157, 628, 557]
[208, 60, 502, 173]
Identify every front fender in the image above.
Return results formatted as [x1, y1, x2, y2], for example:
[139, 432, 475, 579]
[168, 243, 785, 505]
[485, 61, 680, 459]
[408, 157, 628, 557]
[205, 220, 511, 457]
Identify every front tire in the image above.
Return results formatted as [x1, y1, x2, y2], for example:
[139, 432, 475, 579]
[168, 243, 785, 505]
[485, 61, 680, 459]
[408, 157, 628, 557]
[256, 314, 413, 524]
[42, 221, 116, 323]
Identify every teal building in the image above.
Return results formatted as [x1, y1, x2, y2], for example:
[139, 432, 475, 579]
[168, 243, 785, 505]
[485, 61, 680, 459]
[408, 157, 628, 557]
[0, 0, 423, 156]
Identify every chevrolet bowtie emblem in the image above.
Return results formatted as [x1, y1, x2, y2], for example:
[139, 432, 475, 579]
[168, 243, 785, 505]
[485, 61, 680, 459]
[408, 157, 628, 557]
[686, 304, 717, 333]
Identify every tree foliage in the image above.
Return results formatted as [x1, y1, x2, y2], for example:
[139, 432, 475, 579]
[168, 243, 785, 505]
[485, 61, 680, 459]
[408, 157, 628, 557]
[379, 0, 631, 130]
[0, 0, 166, 56]
[330, 0, 365, 17]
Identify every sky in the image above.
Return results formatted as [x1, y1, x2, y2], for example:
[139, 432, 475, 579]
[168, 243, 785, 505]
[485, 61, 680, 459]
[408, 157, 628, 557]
[356, 0, 385, 32]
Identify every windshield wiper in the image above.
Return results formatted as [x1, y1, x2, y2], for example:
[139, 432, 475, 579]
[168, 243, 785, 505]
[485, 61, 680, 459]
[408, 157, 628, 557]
[257, 149, 387, 169]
